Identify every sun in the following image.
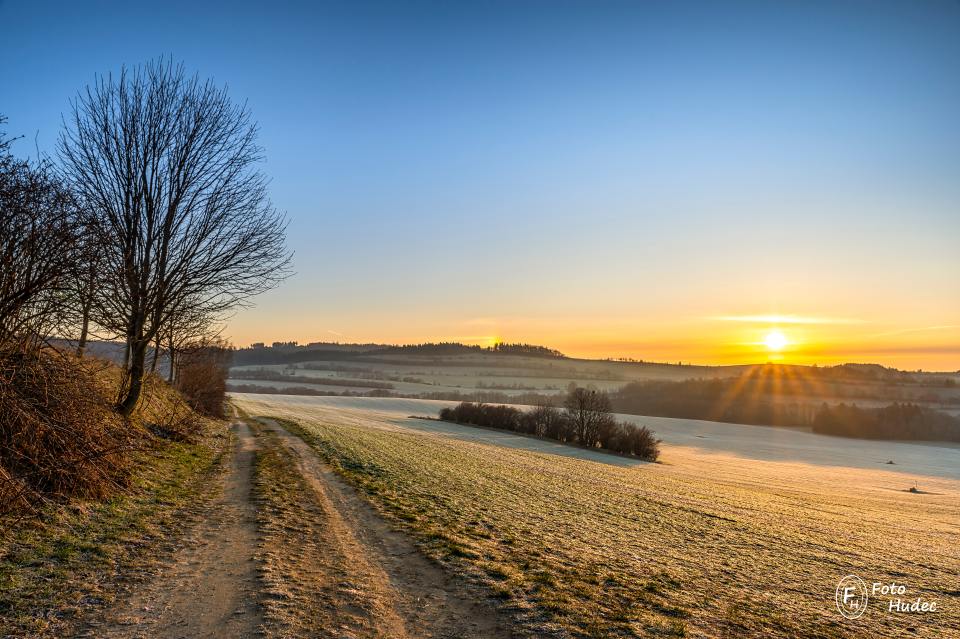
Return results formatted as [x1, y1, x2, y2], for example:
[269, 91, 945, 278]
[763, 330, 789, 351]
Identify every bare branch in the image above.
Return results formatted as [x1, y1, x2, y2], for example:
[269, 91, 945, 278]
[58, 59, 292, 415]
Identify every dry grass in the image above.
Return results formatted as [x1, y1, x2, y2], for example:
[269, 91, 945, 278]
[252, 427, 343, 637]
[0, 349, 210, 518]
[0, 425, 230, 637]
[234, 395, 960, 639]
[0, 359, 231, 637]
[0, 349, 133, 515]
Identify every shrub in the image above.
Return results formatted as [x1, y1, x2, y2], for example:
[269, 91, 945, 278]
[526, 404, 568, 438]
[439, 402, 523, 431]
[624, 423, 660, 461]
[0, 123, 80, 351]
[176, 342, 232, 418]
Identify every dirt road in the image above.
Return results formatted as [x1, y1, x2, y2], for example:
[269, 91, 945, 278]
[256, 417, 511, 639]
[89, 421, 263, 639]
[90, 418, 512, 638]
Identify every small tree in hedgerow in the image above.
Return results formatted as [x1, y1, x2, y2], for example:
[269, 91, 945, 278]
[564, 386, 613, 447]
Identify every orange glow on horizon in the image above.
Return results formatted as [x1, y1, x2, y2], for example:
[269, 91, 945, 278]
[224, 310, 960, 372]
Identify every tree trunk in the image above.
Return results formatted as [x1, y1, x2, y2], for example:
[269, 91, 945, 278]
[119, 341, 148, 416]
[167, 326, 176, 384]
[75, 303, 90, 357]
[150, 333, 161, 372]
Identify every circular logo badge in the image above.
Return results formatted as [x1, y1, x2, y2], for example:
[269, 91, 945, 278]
[836, 575, 869, 619]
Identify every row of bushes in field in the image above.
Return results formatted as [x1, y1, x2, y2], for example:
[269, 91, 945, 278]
[438, 387, 660, 461]
[227, 383, 393, 398]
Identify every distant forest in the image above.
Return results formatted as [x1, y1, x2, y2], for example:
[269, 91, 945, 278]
[609, 379, 960, 442]
[811, 402, 960, 442]
[610, 379, 819, 427]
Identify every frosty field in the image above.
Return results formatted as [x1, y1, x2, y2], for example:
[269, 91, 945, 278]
[232, 394, 960, 638]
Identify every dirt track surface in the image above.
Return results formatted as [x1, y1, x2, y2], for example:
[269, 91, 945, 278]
[256, 417, 512, 639]
[88, 421, 263, 638]
[89, 417, 512, 639]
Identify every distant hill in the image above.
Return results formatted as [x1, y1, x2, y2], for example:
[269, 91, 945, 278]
[739, 362, 957, 386]
[231, 341, 958, 380]
[68, 339, 958, 385]
[233, 341, 565, 365]
[51, 339, 170, 369]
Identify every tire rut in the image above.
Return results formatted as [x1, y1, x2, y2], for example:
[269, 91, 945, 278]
[256, 417, 514, 639]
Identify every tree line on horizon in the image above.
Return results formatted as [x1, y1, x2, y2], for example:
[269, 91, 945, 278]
[811, 402, 960, 442]
[233, 340, 566, 365]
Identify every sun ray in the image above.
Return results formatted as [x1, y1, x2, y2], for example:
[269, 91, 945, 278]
[708, 364, 757, 422]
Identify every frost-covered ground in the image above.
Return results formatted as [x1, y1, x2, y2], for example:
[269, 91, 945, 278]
[232, 394, 960, 480]
[233, 393, 960, 638]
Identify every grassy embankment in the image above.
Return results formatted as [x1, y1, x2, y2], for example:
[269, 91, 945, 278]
[238, 402, 959, 639]
[0, 368, 230, 637]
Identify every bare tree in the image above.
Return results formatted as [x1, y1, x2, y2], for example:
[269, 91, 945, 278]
[61, 213, 109, 357]
[59, 60, 291, 415]
[564, 386, 613, 447]
[0, 116, 80, 351]
[528, 402, 566, 438]
[72, 261, 98, 356]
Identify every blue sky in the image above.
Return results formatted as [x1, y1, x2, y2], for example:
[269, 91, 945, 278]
[2, 0, 958, 367]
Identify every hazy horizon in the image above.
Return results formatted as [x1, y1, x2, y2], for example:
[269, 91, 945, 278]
[228, 332, 960, 373]
[2, 0, 958, 370]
